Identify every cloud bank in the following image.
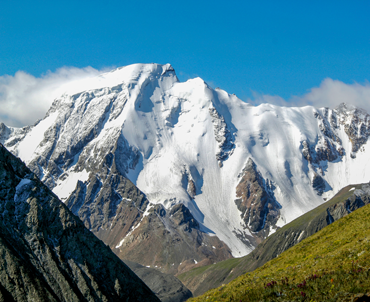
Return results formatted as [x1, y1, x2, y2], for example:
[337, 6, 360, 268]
[1, 66, 369, 128]
[248, 78, 370, 113]
[0, 67, 101, 127]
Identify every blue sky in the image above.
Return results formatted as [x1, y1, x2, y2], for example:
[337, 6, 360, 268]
[1, 1, 370, 126]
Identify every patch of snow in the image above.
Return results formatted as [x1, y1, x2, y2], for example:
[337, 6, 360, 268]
[268, 226, 277, 236]
[53, 169, 89, 201]
[17, 112, 58, 163]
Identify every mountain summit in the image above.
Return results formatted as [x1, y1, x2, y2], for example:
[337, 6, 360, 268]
[1, 64, 370, 265]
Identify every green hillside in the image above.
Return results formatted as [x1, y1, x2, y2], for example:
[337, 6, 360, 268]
[179, 183, 370, 296]
[189, 202, 370, 301]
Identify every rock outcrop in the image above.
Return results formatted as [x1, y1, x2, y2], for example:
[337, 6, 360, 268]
[312, 173, 326, 195]
[336, 103, 370, 154]
[209, 107, 235, 167]
[235, 158, 280, 238]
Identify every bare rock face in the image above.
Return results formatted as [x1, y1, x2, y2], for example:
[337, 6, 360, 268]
[235, 158, 280, 238]
[187, 179, 196, 199]
[301, 105, 370, 195]
[0, 143, 160, 302]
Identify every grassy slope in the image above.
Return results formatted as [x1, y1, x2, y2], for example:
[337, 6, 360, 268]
[189, 202, 370, 301]
[178, 184, 368, 296]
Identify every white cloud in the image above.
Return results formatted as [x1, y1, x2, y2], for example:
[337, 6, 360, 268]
[0, 67, 101, 127]
[248, 78, 370, 113]
[301, 78, 370, 112]
[1, 67, 369, 128]
[247, 91, 289, 107]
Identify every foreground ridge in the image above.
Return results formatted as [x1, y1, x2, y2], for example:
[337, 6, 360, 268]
[0, 143, 159, 301]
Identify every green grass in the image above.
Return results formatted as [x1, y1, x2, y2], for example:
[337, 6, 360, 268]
[189, 203, 370, 301]
[179, 184, 367, 296]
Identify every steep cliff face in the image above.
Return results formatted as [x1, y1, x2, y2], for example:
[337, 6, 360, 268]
[336, 103, 370, 155]
[0, 143, 159, 302]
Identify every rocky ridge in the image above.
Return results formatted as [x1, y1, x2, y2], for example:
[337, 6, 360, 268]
[0, 143, 159, 301]
[208, 107, 235, 166]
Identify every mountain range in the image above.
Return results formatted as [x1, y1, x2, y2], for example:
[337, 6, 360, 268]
[1, 63, 370, 277]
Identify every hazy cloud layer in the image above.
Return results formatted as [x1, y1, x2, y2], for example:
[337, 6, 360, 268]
[1, 67, 369, 128]
[249, 78, 370, 113]
[0, 67, 101, 127]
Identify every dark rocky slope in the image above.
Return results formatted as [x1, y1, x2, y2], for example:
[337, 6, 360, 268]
[124, 260, 192, 302]
[0, 143, 159, 302]
[178, 182, 370, 296]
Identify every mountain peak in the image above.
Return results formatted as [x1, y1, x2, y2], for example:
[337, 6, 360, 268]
[335, 102, 368, 116]
[52, 63, 178, 99]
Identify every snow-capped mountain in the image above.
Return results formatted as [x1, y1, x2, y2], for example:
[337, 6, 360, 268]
[1, 63, 370, 261]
